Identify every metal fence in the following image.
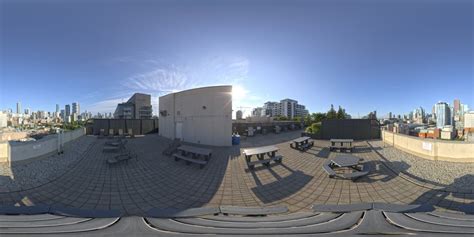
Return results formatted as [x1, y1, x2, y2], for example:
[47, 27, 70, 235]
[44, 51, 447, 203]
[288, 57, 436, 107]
[86, 119, 159, 135]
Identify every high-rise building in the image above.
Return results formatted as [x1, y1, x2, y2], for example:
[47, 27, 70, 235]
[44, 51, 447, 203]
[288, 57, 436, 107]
[251, 107, 264, 117]
[258, 99, 308, 119]
[24, 108, 30, 115]
[16, 102, 21, 114]
[56, 104, 60, 113]
[114, 93, 152, 119]
[413, 107, 425, 124]
[65, 104, 71, 117]
[0, 112, 7, 128]
[435, 102, 451, 128]
[72, 102, 80, 115]
[262, 102, 280, 117]
[464, 112, 474, 128]
[453, 99, 460, 117]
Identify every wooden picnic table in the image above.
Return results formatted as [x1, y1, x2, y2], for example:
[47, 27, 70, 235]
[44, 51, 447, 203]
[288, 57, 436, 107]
[178, 145, 213, 161]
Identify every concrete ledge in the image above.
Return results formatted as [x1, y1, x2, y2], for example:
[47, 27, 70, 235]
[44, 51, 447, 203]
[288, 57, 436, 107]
[146, 207, 220, 218]
[382, 130, 474, 163]
[312, 203, 372, 213]
[219, 205, 288, 216]
[50, 206, 122, 218]
[0, 205, 50, 215]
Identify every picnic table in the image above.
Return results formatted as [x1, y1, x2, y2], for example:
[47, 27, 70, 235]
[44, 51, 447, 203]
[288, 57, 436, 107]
[330, 139, 354, 152]
[243, 146, 283, 169]
[330, 155, 360, 169]
[290, 136, 313, 150]
[178, 145, 212, 161]
[323, 154, 368, 180]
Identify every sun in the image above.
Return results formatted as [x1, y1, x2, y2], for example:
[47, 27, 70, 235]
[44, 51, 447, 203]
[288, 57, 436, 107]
[232, 85, 248, 100]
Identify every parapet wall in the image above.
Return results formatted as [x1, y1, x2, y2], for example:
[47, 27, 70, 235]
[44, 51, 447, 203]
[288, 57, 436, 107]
[0, 128, 86, 165]
[381, 130, 474, 162]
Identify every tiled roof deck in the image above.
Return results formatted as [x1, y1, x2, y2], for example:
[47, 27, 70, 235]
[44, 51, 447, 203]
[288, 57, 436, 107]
[0, 131, 472, 216]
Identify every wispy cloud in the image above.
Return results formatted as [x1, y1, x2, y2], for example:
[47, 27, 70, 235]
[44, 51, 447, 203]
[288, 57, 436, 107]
[87, 97, 128, 114]
[89, 55, 253, 114]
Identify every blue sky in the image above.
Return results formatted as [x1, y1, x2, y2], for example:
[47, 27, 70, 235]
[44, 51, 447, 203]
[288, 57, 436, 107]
[1, 0, 473, 118]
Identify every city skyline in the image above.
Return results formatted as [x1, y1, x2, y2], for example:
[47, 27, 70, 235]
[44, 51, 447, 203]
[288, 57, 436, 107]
[1, 0, 473, 116]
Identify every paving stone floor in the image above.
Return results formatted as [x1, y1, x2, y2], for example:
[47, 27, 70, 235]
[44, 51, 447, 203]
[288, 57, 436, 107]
[0, 131, 472, 216]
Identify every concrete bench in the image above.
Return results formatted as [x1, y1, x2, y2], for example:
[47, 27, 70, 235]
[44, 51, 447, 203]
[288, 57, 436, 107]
[322, 161, 336, 178]
[341, 164, 369, 180]
[247, 155, 283, 169]
[0, 205, 50, 215]
[323, 161, 368, 180]
[173, 153, 207, 169]
[219, 205, 288, 216]
[107, 153, 136, 165]
[146, 207, 220, 218]
[312, 203, 373, 213]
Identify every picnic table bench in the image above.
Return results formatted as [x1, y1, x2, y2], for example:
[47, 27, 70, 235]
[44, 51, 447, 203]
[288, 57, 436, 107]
[178, 145, 212, 161]
[330, 139, 354, 152]
[173, 153, 207, 169]
[290, 136, 314, 150]
[322, 155, 368, 180]
[172, 145, 213, 169]
[243, 146, 283, 169]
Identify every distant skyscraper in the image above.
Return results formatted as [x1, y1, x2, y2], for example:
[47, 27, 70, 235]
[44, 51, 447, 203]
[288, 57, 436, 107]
[65, 104, 71, 117]
[435, 102, 451, 128]
[24, 108, 30, 115]
[56, 104, 60, 113]
[72, 102, 80, 115]
[453, 99, 460, 115]
[413, 107, 425, 124]
[16, 102, 21, 114]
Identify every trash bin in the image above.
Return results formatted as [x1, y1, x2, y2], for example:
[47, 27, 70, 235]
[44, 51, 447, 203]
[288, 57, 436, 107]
[232, 134, 241, 145]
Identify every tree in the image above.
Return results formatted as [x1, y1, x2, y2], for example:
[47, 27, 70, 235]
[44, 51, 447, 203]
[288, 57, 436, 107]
[337, 106, 345, 119]
[303, 114, 311, 125]
[327, 104, 337, 119]
[305, 122, 321, 134]
[293, 116, 302, 122]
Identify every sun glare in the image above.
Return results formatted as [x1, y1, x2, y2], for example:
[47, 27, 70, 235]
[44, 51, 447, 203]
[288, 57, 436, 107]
[232, 85, 248, 100]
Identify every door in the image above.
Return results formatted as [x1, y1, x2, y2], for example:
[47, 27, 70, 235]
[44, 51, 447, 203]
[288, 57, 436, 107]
[175, 122, 183, 140]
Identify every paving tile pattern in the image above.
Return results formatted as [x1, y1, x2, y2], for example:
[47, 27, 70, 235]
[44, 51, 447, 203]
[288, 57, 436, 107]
[0, 131, 472, 216]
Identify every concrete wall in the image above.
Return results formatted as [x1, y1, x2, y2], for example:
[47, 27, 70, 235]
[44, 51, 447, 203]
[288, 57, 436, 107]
[159, 85, 232, 146]
[1, 128, 86, 164]
[0, 131, 29, 142]
[88, 119, 158, 135]
[382, 130, 474, 162]
[0, 142, 10, 164]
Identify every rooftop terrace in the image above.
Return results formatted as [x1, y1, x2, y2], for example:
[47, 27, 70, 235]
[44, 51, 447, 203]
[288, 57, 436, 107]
[0, 130, 472, 217]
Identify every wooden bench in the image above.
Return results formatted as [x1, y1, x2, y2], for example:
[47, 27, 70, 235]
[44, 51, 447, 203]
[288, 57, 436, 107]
[247, 155, 283, 169]
[173, 153, 207, 169]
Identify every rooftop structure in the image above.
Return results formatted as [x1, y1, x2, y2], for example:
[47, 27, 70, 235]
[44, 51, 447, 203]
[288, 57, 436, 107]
[114, 93, 153, 119]
[159, 85, 232, 146]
